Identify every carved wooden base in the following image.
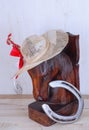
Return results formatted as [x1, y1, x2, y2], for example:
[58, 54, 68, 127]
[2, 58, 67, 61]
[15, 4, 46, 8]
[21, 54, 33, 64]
[28, 100, 78, 126]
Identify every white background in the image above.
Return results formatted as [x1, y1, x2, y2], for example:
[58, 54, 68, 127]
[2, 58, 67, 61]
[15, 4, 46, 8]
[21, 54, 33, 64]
[0, 0, 88, 94]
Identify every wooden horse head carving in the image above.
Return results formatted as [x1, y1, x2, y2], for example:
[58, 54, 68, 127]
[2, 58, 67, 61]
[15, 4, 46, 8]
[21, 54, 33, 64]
[28, 32, 80, 104]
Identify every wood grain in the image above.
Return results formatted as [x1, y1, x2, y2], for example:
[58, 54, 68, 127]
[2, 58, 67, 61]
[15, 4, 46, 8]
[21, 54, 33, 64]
[0, 94, 33, 99]
[28, 33, 80, 104]
[0, 95, 88, 130]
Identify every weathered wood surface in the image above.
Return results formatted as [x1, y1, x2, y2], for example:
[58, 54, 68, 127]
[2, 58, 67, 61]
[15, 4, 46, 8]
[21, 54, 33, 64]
[0, 95, 88, 130]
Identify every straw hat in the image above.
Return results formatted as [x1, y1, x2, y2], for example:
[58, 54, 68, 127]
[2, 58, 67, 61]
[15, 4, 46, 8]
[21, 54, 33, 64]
[15, 30, 69, 77]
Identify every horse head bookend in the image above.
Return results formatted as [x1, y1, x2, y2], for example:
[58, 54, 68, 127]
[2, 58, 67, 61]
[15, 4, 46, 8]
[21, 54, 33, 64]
[7, 30, 84, 126]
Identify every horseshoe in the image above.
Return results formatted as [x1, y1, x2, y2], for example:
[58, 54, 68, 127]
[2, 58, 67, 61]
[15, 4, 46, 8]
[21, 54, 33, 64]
[42, 80, 84, 123]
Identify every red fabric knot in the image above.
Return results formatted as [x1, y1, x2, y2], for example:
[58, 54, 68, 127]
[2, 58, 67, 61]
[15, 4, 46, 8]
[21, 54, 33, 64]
[6, 33, 24, 70]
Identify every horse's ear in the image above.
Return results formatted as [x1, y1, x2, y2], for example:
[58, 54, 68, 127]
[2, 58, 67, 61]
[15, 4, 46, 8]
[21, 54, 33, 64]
[63, 33, 79, 64]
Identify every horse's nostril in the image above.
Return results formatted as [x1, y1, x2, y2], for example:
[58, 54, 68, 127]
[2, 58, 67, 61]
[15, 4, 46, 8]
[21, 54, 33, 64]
[38, 96, 43, 101]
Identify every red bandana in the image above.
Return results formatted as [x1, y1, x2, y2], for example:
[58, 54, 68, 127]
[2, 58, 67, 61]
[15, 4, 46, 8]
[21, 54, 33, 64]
[6, 33, 24, 70]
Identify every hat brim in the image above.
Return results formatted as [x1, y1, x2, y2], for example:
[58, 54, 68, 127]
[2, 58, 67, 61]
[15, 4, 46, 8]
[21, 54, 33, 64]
[15, 30, 68, 77]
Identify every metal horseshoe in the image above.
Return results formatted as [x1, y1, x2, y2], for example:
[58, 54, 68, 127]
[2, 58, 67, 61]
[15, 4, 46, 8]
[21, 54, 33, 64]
[42, 80, 84, 124]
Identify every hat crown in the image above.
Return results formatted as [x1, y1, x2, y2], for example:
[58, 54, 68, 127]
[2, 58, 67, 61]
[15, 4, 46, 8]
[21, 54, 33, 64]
[21, 35, 47, 62]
